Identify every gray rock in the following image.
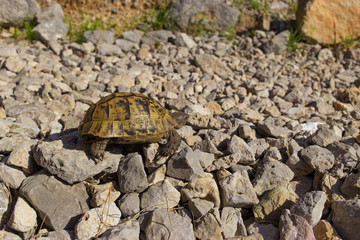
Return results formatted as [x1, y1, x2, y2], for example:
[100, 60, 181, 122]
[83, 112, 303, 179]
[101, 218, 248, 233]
[194, 211, 223, 240]
[0, 182, 10, 228]
[118, 153, 148, 193]
[115, 39, 139, 52]
[221, 207, 246, 238]
[33, 20, 68, 44]
[167, 147, 204, 181]
[0, 46, 17, 57]
[84, 30, 115, 45]
[0, 136, 36, 154]
[98, 220, 140, 240]
[248, 138, 269, 159]
[97, 42, 123, 56]
[219, 170, 259, 208]
[257, 117, 292, 138]
[238, 124, 257, 141]
[309, 126, 342, 147]
[140, 179, 180, 211]
[253, 160, 295, 195]
[174, 32, 197, 48]
[141, 30, 174, 47]
[290, 191, 326, 226]
[19, 171, 89, 230]
[340, 173, 360, 198]
[247, 222, 279, 240]
[0, 0, 39, 26]
[227, 135, 256, 164]
[33, 136, 121, 184]
[193, 149, 215, 169]
[145, 208, 195, 240]
[194, 54, 233, 79]
[279, 209, 316, 240]
[271, 30, 290, 55]
[188, 198, 214, 219]
[181, 173, 221, 208]
[75, 201, 121, 240]
[0, 118, 39, 139]
[170, 0, 239, 31]
[117, 192, 140, 218]
[300, 145, 335, 173]
[36, 3, 64, 23]
[7, 197, 37, 233]
[122, 29, 143, 43]
[286, 152, 314, 177]
[0, 157, 27, 189]
[332, 199, 360, 240]
[327, 142, 358, 173]
[36, 230, 74, 240]
[0, 230, 21, 240]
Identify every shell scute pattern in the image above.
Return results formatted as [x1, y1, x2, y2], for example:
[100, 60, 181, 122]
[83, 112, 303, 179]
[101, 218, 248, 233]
[79, 92, 178, 144]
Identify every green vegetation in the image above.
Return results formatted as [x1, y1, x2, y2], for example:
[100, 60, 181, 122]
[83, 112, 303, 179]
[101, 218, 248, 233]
[233, 0, 244, 10]
[220, 26, 236, 42]
[334, 34, 360, 50]
[65, 13, 120, 44]
[287, 23, 304, 53]
[186, 18, 215, 37]
[145, 2, 175, 31]
[250, 0, 269, 13]
[11, 17, 38, 41]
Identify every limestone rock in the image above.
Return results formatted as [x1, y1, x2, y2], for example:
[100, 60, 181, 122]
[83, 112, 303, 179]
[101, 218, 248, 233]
[117, 193, 140, 218]
[98, 220, 140, 240]
[300, 145, 335, 173]
[117, 153, 148, 193]
[195, 54, 233, 79]
[188, 198, 214, 219]
[144, 208, 195, 240]
[332, 199, 360, 240]
[167, 147, 204, 181]
[33, 135, 122, 184]
[181, 173, 221, 208]
[140, 179, 180, 211]
[279, 209, 316, 240]
[0, 0, 40, 26]
[19, 171, 89, 230]
[7, 197, 37, 232]
[170, 0, 240, 31]
[219, 170, 259, 208]
[253, 160, 295, 195]
[296, 0, 360, 44]
[0, 182, 10, 228]
[313, 220, 341, 240]
[221, 207, 247, 238]
[194, 211, 223, 240]
[253, 186, 297, 223]
[75, 202, 121, 240]
[0, 230, 21, 240]
[289, 191, 326, 226]
[247, 222, 279, 240]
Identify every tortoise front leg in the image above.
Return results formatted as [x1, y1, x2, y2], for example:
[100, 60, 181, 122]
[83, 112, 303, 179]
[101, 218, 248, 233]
[85, 137, 110, 162]
[157, 129, 181, 158]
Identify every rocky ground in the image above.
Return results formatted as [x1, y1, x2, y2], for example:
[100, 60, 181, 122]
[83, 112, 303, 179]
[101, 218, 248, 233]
[0, 0, 360, 240]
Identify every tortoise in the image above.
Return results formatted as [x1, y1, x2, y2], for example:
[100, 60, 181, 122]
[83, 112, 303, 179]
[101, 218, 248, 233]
[78, 92, 187, 161]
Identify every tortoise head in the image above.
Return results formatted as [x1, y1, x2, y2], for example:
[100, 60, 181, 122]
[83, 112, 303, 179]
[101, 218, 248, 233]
[170, 111, 188, 128]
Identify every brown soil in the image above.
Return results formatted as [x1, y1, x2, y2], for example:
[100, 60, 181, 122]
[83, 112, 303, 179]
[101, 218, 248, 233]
[40, 0, 168, 35]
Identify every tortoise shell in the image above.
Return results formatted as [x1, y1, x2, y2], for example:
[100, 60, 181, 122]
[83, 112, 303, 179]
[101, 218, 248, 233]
[78, 92, 178, 144]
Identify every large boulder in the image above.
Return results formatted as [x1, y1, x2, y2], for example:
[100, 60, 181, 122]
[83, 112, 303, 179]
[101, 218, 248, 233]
[169, 0, 239, 31]
[296, 0, 360, 44]
[0, 0, 39, 26]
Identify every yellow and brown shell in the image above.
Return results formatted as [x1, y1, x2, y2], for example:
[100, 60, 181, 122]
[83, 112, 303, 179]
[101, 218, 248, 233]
[78, 92, 178, 143]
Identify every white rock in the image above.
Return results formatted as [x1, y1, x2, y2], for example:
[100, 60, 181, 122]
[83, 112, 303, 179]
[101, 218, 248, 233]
[0, 157, 27, 189]
[8, 197, 37, 232]
[75, 202, 121, 240]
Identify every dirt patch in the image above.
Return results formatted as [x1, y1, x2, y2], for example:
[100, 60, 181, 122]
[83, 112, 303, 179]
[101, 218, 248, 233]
[40, 0, 169, 36]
